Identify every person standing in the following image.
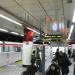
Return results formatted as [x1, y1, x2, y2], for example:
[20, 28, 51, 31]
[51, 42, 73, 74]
[21, 60, 37, 75]
[59, 51, 71, 75]
[46, 59, 60, 75]
[55, 48, 60, 64]
[31, 51, 36, 64]
[68, 49, 71, 58]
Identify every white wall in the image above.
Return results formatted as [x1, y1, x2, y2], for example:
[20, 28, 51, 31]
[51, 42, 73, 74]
[22, 42, 33, 65]
[0, 52, 22, 66]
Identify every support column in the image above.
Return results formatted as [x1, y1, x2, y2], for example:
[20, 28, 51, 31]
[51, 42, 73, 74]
[22, 28, 33, 66]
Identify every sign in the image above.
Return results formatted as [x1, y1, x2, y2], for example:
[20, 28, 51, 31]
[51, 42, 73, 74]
[44, 35, 63, 39]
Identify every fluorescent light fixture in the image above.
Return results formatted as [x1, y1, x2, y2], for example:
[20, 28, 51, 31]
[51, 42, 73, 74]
[0, 41, 3, 43]
[72, 9, 75, 22]
[0, 14, 22, 26]
[68, 25, 74, 40]
[11, 32, 19, 35]
[27, 27, 40, 34]
[21, 34, 24, 36]
[0, 28, 8, 32]
[5, 41, 22, 44]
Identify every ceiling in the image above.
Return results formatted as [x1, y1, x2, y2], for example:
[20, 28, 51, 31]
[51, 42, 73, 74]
[0, 0, 74, 40]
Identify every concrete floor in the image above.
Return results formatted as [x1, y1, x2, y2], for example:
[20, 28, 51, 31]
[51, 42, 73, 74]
[0, 58, 74, 75]
[0, 63, 42, 75]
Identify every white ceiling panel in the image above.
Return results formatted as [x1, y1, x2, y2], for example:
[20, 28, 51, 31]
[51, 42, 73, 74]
[30, 11, 45, 17]
[6, 6, 26, 20]
[6, 5, 41, 13]
[5, 6, 20, 15]
[23, 5, 41, 11]
[42, 3, 54, 10]
[15, 0, 37, 5]
[41, 2, 62, 10]
[46, 10, 63, 16]
[72, 0, 75, 3]
[0, 0, 17, 7]
[64, 4, 74, 20]
[40, 0, 54, 3]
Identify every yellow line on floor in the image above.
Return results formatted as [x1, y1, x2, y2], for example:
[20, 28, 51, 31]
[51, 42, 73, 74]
[0, 67, 5, 72]
[16, 60, 22, 64]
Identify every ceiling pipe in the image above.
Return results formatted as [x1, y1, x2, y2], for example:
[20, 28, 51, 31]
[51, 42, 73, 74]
[37, 0, 49, 16]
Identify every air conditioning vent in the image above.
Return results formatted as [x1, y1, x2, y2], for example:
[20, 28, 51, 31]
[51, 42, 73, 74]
[67, 0, 72, 3]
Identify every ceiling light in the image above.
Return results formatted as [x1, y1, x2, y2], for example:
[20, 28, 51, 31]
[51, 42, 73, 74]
[27, 27, 40, 34]
[72, 9, 75, 22]
[21, 34, 24, 36]
[11, 32, 19, 35]
[0, 14, 22, 26]
[68, 25, 74, 40]
[5, 41, 22, 44]
[0, 28, 8, 32]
